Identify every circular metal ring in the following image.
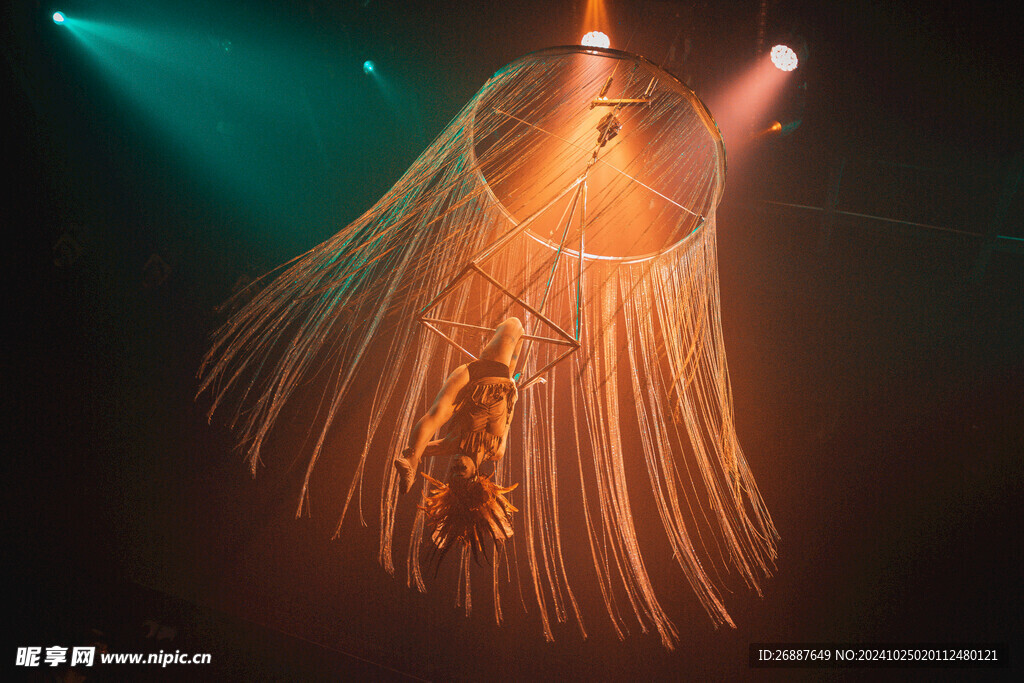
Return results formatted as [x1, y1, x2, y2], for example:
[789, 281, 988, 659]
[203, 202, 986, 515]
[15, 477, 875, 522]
[466, 45, 726, 264]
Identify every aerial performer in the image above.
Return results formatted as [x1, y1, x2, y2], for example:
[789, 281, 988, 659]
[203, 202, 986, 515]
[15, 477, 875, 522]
[199, 45, 778, 649]
[394, 318, 524, 561]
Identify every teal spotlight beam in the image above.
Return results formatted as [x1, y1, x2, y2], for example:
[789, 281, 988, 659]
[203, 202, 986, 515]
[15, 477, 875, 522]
[52, 9, 368, 256]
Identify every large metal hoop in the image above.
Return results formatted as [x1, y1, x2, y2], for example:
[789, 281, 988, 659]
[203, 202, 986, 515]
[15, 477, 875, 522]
[465, 45, 727, 265]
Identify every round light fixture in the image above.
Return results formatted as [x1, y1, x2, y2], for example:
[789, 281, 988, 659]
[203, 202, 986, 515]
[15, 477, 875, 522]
[770, 44, 798, 71]
[581, 31, 610, 49]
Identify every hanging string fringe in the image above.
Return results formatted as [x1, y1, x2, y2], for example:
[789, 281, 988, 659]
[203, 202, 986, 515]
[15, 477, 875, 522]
[199, 47, 777, 649]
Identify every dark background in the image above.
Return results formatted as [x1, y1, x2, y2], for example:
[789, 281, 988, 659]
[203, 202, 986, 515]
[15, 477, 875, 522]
[4, 1, 1021, 680]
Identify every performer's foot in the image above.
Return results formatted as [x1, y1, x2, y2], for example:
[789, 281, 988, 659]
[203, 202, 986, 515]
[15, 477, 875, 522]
[394, 452, 418, 494]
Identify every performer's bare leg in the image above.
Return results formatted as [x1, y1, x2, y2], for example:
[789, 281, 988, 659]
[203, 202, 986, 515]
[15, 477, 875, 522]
[479, 317, 525, 372]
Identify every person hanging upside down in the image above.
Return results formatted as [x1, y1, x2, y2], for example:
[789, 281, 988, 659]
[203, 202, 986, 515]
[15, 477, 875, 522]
[394, 317, 524, 558]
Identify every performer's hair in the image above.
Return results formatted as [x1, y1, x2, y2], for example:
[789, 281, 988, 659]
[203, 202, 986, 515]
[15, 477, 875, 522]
[419, 471, 518, 568]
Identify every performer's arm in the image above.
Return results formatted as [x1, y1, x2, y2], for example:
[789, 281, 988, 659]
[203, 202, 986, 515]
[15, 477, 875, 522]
[406, 364, 469, 462]
[494, 381, 518, 461]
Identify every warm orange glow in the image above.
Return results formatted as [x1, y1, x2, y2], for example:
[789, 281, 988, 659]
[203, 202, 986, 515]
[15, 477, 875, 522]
[583, 0, 610, 42]
[471, 51, 721, 261]
[751, 121, 783, 140]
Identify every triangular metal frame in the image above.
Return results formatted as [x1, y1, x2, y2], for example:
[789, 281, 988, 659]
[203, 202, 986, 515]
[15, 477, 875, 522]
[418, 74, 649, 388]
[419, 174, 588, 390]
